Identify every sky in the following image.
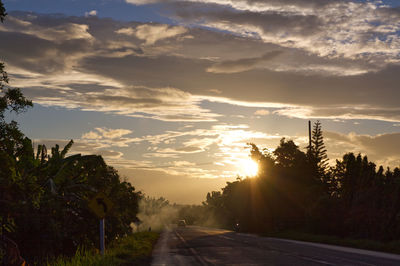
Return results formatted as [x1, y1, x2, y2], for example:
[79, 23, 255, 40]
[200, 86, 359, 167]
[2, 0, 400, 204]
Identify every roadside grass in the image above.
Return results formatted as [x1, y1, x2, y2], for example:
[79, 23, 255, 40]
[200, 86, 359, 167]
[266, 230, 400, 255]
[44, 231, 160, 266]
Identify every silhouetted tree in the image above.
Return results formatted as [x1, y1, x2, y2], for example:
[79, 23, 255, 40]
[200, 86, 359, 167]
[203, 128, 400, 241]
[274, 138, 306, 168]
[309, 121, 329, 181]
[1, 138, 141, 262]
[0, 1, 5, 22]
[248, 143, 274, 176]
[0, 0, 34, 246]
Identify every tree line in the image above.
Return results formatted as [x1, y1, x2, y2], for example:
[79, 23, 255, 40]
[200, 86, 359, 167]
[200, 121, 400, 241]
[0, 2, 141, 263]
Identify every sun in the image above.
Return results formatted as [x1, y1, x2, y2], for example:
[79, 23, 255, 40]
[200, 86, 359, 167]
[238, 158, 259, 177]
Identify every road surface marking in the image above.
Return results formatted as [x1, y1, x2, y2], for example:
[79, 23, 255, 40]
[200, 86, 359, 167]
[219, 235, 234, 240]
[266, 237, 400, 261]
[297, 255, 335, 265]
[175, 231, 209, 266]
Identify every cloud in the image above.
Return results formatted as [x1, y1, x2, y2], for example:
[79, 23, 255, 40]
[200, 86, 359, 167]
[206, 51, 282, 73]
[8, 66, 221, 121]
[155, 137, 217, 154]
[137, 124, 281, 170]
[143, 153, 180, 158]
[117, 24, 187, 45]
[254, 109, 270, 116]
[81, 131, 102, 139]
[147, 0, 400, 64]
[126, 0, 160, 4]
[274, 106, 400, 123]
[94, 128, 133, 139]
[71, 123, 278, 180]
[115, 27, 135, 35]
[80, 128, 141, 147]
[171, 161, 196, 167]
[0, 16, 93, 42]
[323, 131, 400, 168]
[85, 10, 97, 17]
[126, 0, 332, 13]
[2, 11, 400, 123]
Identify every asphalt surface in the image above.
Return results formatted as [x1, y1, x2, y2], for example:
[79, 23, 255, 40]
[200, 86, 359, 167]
[151, 226, 400, 266]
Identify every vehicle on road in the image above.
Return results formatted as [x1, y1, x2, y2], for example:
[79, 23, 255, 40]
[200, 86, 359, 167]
[178, 220, 186, 227]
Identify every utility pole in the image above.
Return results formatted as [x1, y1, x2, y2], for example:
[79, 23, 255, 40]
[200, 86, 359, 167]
[308, 120, 312, 152]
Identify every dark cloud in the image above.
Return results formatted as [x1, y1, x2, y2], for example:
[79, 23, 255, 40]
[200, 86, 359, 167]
[164, 0, 400, 63]
[206, 50, 283, 73]
[0, 31, 91, 73]
[174, 5, 322, 36]
[128, 0, 334, 10]
[81, 53, 400, 107]
[1, 10, 399, 122]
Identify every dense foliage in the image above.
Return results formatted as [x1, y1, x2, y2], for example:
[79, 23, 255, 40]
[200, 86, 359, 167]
[0, 2, 141, 263]
[201, 123, 400, 241]
[0, 104, 141, 263]
[1, 139, 141, 262]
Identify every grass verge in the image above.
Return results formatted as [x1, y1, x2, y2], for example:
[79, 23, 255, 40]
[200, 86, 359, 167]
[266, 230, 400, 255]
[45, 231, 160, 266]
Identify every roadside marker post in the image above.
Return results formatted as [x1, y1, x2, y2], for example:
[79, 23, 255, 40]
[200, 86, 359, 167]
[100, 218, 105, 255]
[88, 192, 113, 255]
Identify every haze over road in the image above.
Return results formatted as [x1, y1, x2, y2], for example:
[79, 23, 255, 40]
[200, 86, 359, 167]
[151, 226, 400, 266]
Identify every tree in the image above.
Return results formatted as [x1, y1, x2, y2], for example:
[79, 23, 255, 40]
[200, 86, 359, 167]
[0, 0, 32, 160]
[1, 137, 141, 261]
[247, 143, 274, 176]
[0, 0, 33, 242]
[309, 121, 329, 185]
[274, 138, 307, 168]
[0, 0, 6, 22]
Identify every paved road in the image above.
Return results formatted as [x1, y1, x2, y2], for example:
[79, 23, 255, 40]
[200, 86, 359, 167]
[151, 226, 400, 265]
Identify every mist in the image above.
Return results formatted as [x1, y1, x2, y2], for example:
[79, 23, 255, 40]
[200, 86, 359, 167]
[134, 197, 179, 231]
[133, 196, 226, 232]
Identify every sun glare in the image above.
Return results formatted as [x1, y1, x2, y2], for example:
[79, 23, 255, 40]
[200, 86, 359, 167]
[239, 158, 259, 177]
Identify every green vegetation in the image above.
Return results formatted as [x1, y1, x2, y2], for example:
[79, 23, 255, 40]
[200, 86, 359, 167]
[1, 130, 141, 264]
[45, 232, 159, 266]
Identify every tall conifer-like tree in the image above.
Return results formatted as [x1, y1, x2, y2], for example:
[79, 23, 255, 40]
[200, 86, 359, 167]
[310, 121, 329, 179]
